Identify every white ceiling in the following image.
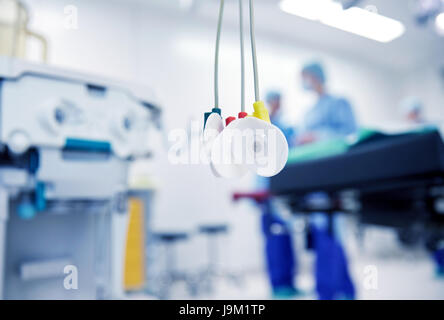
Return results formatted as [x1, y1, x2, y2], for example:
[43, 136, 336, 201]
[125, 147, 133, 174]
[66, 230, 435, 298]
[124, 0, 444, 71]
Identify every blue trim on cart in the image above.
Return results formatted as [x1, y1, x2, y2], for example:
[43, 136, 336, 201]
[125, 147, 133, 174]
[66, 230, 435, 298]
[64, 138, 112, 153]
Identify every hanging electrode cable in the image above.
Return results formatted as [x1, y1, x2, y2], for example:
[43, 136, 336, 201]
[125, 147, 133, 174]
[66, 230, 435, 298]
[249, 0, 260, 102]
[214, 0, 225, 108]
[205, 0, 288, 179]
[239, 0, 246, 113]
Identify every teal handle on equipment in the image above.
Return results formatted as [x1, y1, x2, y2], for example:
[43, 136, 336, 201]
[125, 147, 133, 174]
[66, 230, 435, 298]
[64, 138, 111, 153]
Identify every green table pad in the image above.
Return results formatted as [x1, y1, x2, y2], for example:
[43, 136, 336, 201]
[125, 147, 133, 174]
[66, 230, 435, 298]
[287, 127, 437, 164]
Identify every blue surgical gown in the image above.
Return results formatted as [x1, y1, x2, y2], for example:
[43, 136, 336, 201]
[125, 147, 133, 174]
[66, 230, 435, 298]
[303, 95, 357, 140]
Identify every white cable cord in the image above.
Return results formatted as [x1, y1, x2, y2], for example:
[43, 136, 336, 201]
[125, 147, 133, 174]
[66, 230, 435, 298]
[239, 0, 245, 112]
[214, 0, 225, 108]
[249, 0, 260, 102]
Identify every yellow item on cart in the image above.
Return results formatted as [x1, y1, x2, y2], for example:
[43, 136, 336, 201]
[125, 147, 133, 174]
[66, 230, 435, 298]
[124, 197, 145, 291]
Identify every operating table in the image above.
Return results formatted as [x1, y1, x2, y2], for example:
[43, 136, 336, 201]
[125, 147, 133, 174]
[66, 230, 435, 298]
[270, 130, 444, 245]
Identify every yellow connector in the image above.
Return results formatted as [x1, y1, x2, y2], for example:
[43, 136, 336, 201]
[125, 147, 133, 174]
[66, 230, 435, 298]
[252, 101, 271, 123]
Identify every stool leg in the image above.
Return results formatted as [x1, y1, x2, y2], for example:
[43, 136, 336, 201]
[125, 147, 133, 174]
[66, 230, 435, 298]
[167, 243, 176, 276]
[204, 234, 221, 295]
[159, 243, 174, 299]
[208, 236, 217, 275]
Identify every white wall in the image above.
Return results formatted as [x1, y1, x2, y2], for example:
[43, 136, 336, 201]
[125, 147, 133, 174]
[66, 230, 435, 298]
[22, 0, 442, 272]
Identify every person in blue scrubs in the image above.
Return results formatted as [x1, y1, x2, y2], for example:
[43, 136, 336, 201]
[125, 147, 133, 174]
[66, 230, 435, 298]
[256, 91, 298, 298]
[401, 97, 444, 277]
[266, 91, 296, 142]
[299, 62, 357, 143]
[433, 247, 444, 276]
[401, 96, 426, 125]
[299, 62, 357, 300]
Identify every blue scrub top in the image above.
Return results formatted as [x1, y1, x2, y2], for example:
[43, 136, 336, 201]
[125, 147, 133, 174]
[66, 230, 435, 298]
[271, 113, 296, 147]
[303, 94, 358, 140]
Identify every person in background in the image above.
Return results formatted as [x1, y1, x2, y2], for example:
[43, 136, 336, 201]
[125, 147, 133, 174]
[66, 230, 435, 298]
[255, 91, 298, 299]
[400, 97, 444, 277]
[432, 244, 444, 277]
[401, 96, 426, 125]
[299, 62, 357, 300]
[299, 62, 357, 144]
[235, 92, 298, 298]
[266, 91, 296, 144]
[400, 96, 444, 135]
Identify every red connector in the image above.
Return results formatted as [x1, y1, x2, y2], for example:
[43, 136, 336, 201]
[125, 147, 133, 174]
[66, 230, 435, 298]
[225, 116, 236, 126]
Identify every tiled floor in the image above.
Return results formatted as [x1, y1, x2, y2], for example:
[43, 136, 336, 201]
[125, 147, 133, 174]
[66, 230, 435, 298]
[127, 226, 444, 300]
[128, 249, 444, 300]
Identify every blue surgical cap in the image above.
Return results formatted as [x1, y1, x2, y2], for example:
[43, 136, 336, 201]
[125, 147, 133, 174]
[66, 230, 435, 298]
[302, 62, 326, 84]
[265, 90, 281, 102]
